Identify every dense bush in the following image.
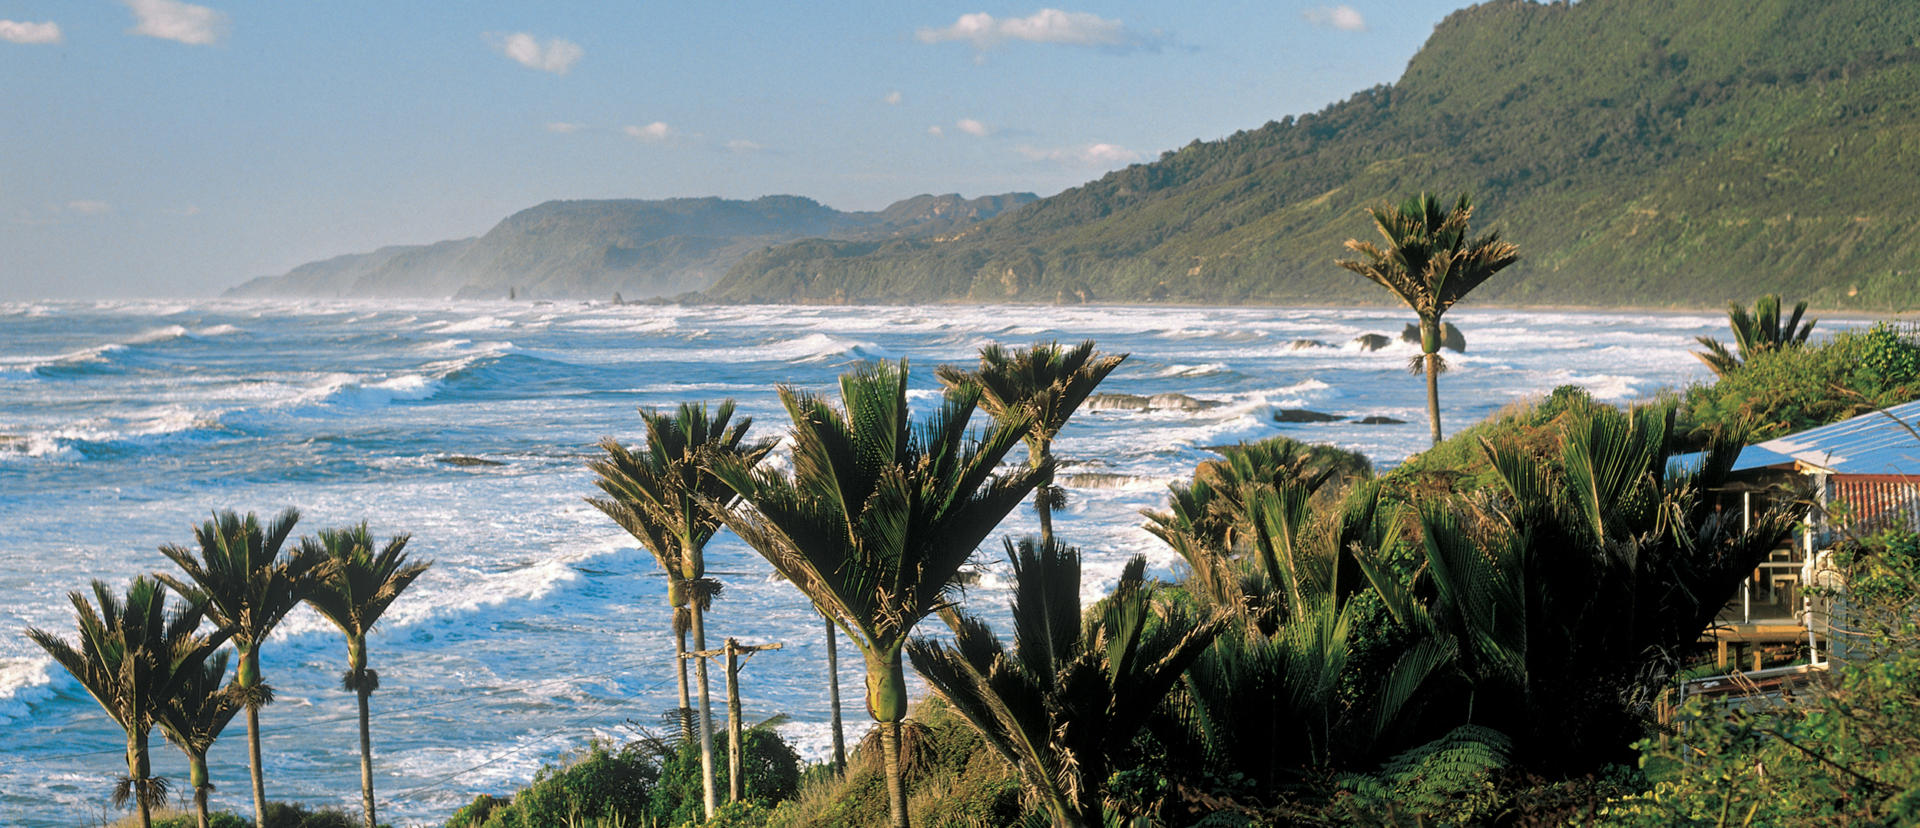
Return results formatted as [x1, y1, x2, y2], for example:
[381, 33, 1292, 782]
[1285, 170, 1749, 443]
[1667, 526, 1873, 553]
[649, 728, 801, 828]
[451, 741, 657, 828]
[1679, 323, 1920, 441]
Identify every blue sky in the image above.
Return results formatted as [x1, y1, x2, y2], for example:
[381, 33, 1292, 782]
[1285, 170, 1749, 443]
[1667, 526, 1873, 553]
[1, 1, 1474, 298]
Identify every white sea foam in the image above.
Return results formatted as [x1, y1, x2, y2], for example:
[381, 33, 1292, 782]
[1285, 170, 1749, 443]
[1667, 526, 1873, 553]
[0, 658, 56, 723]
[436, 315, 515, 333]
[1154, 362, 1230, 378]
[192, 323, 243, 337]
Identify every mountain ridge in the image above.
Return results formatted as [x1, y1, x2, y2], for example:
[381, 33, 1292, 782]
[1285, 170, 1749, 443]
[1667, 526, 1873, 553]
[226, 192, 1039, 300]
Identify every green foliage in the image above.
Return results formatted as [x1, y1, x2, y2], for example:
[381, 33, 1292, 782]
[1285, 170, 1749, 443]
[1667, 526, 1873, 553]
[650, 728, 801, 827]
[711, 0, 1920, 310]
[1336, 725, 1513, 826]
[1833, 529, 1920, 610]
[137, 803, 371, 828]
[1860, 321, 1920, 384]
[1679, 323, 1920, 440]
[470, 741, 657, 828]
[1384, 384, 1607, 498]
[761, 698, 1025, 828]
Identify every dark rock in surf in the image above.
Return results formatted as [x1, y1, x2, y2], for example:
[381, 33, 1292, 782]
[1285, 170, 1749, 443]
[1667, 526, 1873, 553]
[1274, 409, 1343, 423]
[1354, 334, 1392, 352]
[1354, 415, 1409, 425]
[438, 455, 505, 467]
[1288, 339, 1331, 350]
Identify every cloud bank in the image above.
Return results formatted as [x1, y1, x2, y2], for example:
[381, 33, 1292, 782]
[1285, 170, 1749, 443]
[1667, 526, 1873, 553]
[1303, 5, 1367, 32]
[917, 9, 1156, 52]
[0, 20, 62, 44]
[123, 0, 228, 45]
[491, 32, 583, 75]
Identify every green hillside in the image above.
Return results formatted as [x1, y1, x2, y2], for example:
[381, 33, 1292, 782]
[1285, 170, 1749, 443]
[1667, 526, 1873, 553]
[709, 0, 1920, 310]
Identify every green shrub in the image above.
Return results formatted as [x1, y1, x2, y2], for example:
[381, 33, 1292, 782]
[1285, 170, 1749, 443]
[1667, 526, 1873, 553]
[649, 728, 801, 828]
[473, 741, 658, 828]
[1680, 324, 1920, 441]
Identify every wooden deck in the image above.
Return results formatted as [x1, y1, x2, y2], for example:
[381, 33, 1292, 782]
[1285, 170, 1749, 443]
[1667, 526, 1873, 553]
[1705, 622, 1807, 672]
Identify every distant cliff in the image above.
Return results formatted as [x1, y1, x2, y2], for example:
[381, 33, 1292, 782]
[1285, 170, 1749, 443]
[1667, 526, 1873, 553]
[225, 193, 1037, 300]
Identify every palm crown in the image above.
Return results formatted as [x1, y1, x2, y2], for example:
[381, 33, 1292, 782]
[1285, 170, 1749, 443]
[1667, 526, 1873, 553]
[302, 525, 431, 679]
[156, 509, 325, 666]
[1694, 293, 1817, 376]
[935, 340, 1126, 460]
[27, 576, 225, 819]
[711, 359, 1043, 689]
[588, 400, 775, 592]
[1337, 193, 1519, 329]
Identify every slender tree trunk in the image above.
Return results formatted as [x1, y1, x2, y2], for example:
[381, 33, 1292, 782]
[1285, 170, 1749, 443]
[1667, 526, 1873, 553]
[190, 753, 211, 828]
[1421, 318, 1443, 447]
[692, 601, 718, 820]
[881, 719, 910, 828]
[1034, 442, 1055, 548]
[674, 604, 693, 744]
[128, 730, 154, 828]
[824, 613, 846, 773]
[240, 645, 267, 828]
[357, 688, 376, 828]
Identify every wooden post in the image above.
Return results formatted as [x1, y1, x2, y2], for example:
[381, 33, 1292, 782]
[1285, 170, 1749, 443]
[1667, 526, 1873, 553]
[727, 639, 743, 803]
[686, 639, 784, 804]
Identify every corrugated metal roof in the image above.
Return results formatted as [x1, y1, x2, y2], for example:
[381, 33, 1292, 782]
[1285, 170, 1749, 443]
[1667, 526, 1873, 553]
[1732, 399, 1920, 476]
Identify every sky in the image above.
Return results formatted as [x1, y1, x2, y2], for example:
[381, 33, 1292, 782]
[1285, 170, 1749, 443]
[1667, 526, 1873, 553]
[1, 0, 1476, 299]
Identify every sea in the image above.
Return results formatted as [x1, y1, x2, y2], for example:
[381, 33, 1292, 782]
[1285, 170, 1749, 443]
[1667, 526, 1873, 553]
[0, 299, 1792, 825]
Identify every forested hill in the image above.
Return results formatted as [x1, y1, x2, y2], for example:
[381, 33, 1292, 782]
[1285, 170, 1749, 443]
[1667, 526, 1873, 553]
[708, 0, 1920, 310]
[226, 192, 1036, 300]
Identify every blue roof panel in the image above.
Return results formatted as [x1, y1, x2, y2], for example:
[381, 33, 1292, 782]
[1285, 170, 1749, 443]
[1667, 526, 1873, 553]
[1730, 399, 1920, 476]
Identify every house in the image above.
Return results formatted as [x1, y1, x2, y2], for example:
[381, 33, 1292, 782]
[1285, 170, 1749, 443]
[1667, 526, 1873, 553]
[1708, 398, 1920, 670]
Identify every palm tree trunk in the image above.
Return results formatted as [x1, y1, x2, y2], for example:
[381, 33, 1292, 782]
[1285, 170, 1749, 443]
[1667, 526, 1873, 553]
[190, 753, 211, 828]
[691, 601, 718, 820]
[240, 646, 267, 828]
[1421, 318, 1443, 447]
[674, 605, 693, 744]
[246, 703, 265, 827]
[357, 688, 376, 828]
[824, 613, 846, 773]
[881, 718, 910, 828]
[128, 730, 154, 828]
[1034, 443, 1055, 548]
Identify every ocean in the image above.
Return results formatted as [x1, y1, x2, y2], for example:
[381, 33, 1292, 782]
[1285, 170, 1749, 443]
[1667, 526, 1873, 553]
[0, 299, 1766, 825]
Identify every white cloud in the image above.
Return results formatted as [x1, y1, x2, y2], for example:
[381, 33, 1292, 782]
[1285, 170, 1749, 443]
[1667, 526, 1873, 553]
[624, 122, 672, 141]
[1016, 143, 1144, 167]
[917, 9, 1153, 51]
[122, 0, 228, 46]
[0, 20, 62, 44]
[546, 121, 584, 134]
[927, 125, 945, 137]
[490, 32, 583, 75]
[725, 139, 763, 153]
[882, 90, 903, 106]
[65, 200, 113, 216]
[1303, 5, 1367, 32]
[956, 118, 990, 137]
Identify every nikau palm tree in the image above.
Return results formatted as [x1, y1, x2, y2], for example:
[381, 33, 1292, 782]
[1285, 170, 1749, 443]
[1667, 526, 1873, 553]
[587, 400, 775, 819]
[27, 577, 226, 828]
[156, 508, 326, 828]
[711, 359, 1044, 828]
[302, 524, 432, 828]
[1694, 293, 1817, 377]
[936, 341, 1126, 547]
[907, 541, 1224, 827]
[154, 651, 245, 828]
[1338, 192, 1520, 446]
